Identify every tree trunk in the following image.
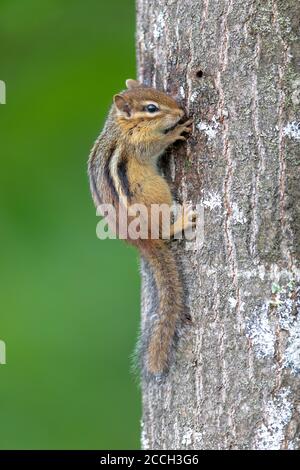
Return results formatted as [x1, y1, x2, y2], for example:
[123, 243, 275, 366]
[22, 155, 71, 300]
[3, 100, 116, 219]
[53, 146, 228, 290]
[137, 0, 300, 450]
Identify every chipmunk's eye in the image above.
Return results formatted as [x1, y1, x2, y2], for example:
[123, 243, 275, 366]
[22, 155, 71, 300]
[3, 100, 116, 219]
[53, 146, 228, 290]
[144, 104, 159, 113]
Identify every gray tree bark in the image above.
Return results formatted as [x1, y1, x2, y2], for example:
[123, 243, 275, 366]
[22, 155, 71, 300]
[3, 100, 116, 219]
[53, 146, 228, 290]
[137, 0, 300, 450]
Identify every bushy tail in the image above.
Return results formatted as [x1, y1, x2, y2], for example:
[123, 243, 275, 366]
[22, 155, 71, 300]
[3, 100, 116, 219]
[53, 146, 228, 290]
[139, 241, 185, 377]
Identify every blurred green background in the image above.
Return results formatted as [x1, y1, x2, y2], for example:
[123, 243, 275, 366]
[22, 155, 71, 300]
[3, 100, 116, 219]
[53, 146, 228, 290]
[0, 0, 140, 449]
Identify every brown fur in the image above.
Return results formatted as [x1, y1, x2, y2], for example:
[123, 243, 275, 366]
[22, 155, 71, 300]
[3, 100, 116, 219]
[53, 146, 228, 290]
[88, 80, 193, 377]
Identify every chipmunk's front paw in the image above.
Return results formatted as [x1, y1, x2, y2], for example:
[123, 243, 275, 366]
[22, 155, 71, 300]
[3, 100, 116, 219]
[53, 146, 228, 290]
[169, 118, 193, 142]
[183, 204, 197, 231]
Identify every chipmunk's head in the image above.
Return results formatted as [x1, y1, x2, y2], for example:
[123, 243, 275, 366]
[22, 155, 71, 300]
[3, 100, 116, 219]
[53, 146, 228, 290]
[113, 79, 184, 136]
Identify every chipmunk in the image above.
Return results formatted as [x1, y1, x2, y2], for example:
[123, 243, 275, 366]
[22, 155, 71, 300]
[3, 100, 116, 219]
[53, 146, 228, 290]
[88, 79, 194, 379]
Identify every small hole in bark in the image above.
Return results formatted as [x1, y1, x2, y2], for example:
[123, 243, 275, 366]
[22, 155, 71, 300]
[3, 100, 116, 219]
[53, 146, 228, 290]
[196, 70, 203, 78]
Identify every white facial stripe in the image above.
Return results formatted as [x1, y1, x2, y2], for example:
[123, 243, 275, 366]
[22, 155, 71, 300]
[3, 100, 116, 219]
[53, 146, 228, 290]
[132, 111, 162, 119]
[141, 101, 160, 108]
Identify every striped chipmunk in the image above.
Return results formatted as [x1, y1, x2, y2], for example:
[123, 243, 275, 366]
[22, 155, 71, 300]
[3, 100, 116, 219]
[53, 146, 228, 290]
[88, 79, 195, 379]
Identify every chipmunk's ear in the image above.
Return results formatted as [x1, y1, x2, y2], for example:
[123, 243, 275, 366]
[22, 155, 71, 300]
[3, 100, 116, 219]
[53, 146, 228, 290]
[113, 94, 132, 117]
[125, 79, 142, 90]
